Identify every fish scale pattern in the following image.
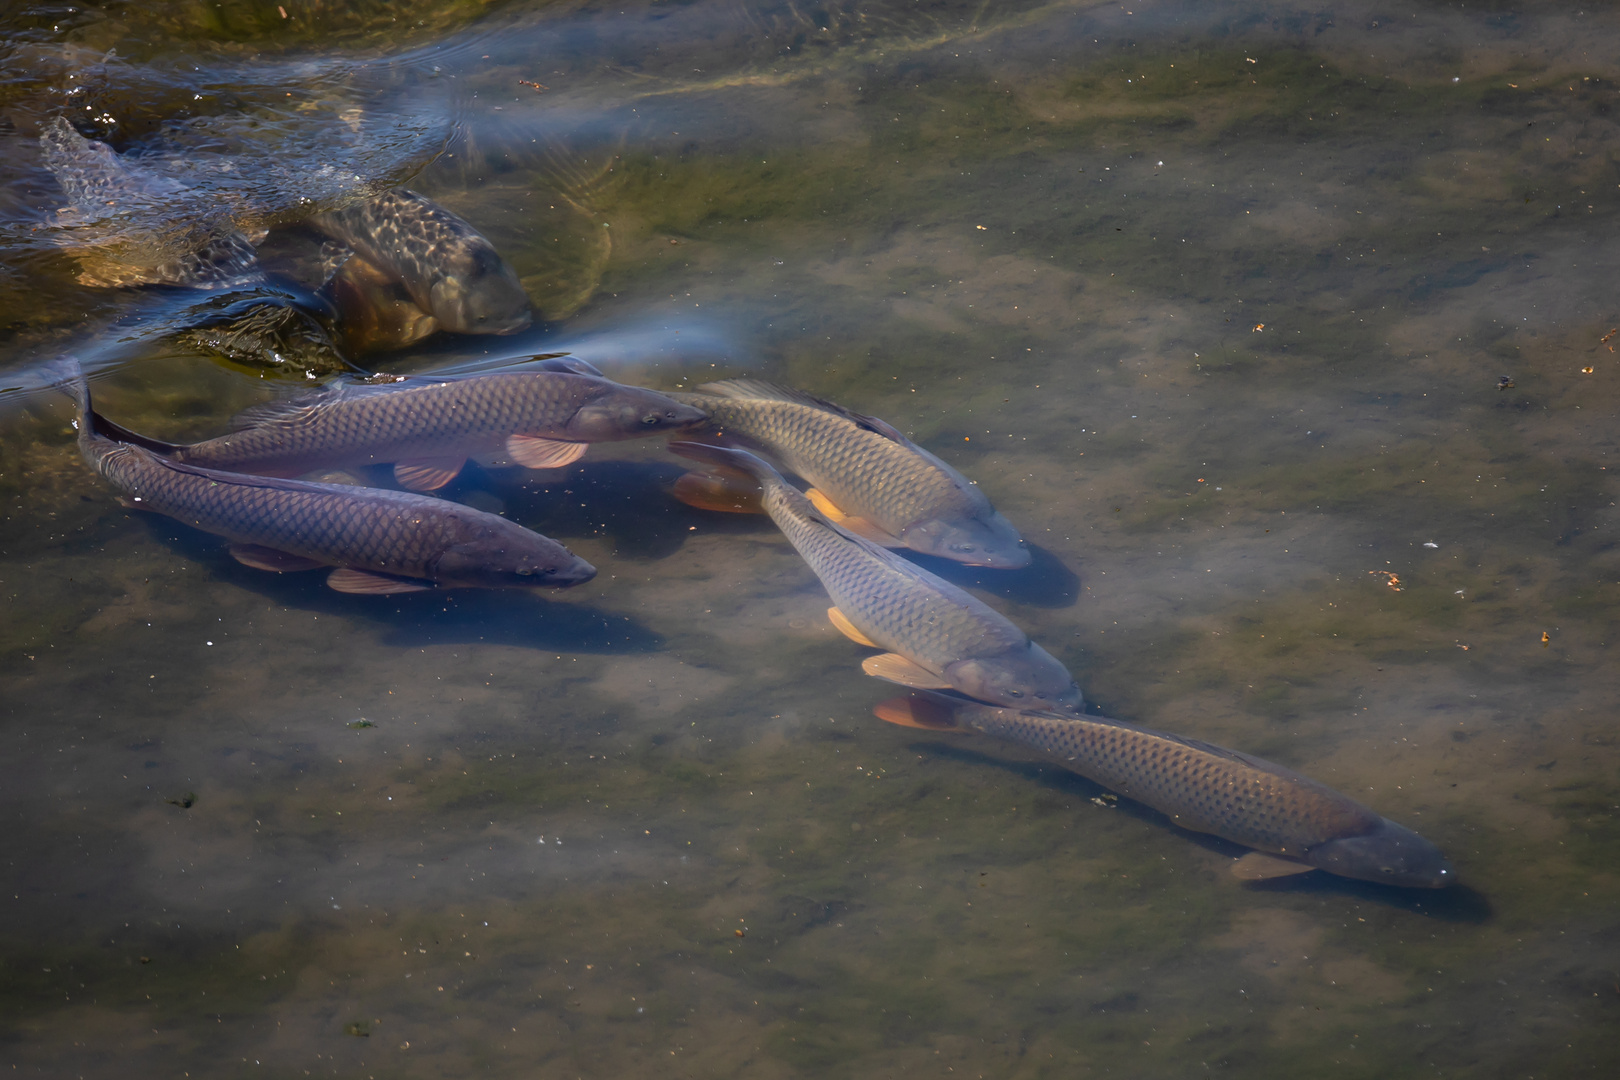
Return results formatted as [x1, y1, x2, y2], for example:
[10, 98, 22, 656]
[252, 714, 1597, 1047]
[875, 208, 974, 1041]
[177, 372, 602, 474]
[970, 709, 1381, 854]
[759, 477, 1026, 668]
[97, 442, 484, 576]
[318, 189, 483, 302]
[672, 392, 988, 531]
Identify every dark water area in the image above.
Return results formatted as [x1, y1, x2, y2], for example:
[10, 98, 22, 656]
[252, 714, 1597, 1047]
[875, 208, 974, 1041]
[3, 1, 1620, 1076]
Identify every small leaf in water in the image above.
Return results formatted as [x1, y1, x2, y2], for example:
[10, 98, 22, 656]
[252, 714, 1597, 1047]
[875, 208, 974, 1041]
[166, 792, 196, 809]
[348, 719, 376, 729]
[343, 1021, 370, 1037]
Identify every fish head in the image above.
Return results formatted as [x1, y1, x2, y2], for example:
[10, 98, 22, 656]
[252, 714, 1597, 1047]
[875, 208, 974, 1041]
[567, 387, 710, 441]
[944, 643, 1082, 712]
[432, 536, 597, 590]
[1305, 818, 1454, 888]
[899, 510, 1030, 568]
[429, 243, 533, 334]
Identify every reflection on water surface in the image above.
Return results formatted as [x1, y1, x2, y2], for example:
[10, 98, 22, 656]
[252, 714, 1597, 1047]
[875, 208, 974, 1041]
[3, 1, 1620, 1076]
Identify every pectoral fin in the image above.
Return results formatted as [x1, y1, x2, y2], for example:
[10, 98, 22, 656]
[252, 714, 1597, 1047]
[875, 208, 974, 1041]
[827, 607, 879, 647]
[1231, 852, 1317, 881]
[804, 487, 848, 521]
[671, 469, 763, 514]
[861, 653, 953, 689]
[228, 544, 326, 573]
[393, 457, 466, 491]
[326, 568, 434, 595]
[506, 434, 588, 469]
[836, 516, 905, 547]
[873, 695, 961, 730]
[806, 488, 903, 546]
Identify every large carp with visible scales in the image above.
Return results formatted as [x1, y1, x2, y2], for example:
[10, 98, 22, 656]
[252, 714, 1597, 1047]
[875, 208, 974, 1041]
[667, 380, 1029, 569]
[49, 360, 596, 596]
[875, 691, 1453, 888]
[668, 441, 1079, 711]
[95, 363, 708, 492]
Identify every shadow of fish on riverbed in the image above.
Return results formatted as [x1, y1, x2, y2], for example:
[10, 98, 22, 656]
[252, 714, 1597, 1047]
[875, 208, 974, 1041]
[480, 458, 777, 562]
[907, 738, 1491, 920]
[886, 542, 1080, 609]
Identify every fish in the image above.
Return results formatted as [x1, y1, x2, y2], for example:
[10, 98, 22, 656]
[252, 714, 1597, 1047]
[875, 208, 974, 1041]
[309, 188, 532, 335]
[40, 116, 264, 289]
[318, 250, 440, 354]
[47, 359, 596, 595]
[874, 691, 1454, 889]
[666, 379, 1029, 569]
[667, 441, 1079, 711]
[94, 367, 709, 492]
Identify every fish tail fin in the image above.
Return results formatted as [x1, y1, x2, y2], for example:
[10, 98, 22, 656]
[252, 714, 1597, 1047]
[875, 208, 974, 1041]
[671, 468, 764, 514]
[40, 356, 87, 412]
[666, 440, 780, 485]
[39, 357, 181, 455]
[872, 693, 965, 731]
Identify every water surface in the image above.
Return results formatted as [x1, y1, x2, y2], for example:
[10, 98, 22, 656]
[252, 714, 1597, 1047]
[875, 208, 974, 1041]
[3, 1, 1619, 1076]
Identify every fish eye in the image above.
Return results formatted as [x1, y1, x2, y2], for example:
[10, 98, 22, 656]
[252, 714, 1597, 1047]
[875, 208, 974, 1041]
[641, 414, 661, 425]
[1007, 689, 1024, 698]
[516, 567, 535, 576]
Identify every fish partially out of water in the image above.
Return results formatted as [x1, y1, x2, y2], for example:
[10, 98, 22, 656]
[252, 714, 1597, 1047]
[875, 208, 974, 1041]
[40, 116, 264, 289]
[310, 188, 532, 335]
[874, 691, 1454, 888]
[667, 441, 1079, 711]
[97, 367, 709, 492]
[49, 360, 596, 595]
[666, 380, 1029, 569]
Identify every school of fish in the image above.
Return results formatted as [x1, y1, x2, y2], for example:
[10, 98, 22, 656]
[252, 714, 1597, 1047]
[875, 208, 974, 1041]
[38, 122, 1454, 890]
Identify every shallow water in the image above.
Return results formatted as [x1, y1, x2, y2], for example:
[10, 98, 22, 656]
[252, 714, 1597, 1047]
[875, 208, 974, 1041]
[3, 1, 1620, 1076]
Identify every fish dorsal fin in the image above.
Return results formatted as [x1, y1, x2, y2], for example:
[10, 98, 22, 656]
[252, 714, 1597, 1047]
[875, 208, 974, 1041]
[90, 410, 183, 455]
[827, 607, 879, 647]
[326, 568, 434, 595]
[529, 354, 603, 376]
[506, 434, 588, 469]
[671, 469, 763, 514]
[1231, 852, 1317, 881]
[230, 381, 368, 430]
[393, 457, 466, 492]
[228, 544, 325, 573]
[872, 695, 961, 730]
[861, 653, 953, 689]
[694, 379, 911, 444]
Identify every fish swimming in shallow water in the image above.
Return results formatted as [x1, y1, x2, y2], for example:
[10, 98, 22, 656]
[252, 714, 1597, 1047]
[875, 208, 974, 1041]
[95, 366, 708, 492]
[48, 360, 596, 595]
[310, 188, 532, 335]
[39, 116, 264, 290]
[318, 250, 441, 354]
[666, 380, 1029, 569]
[667, 441, 1079, 711]
[874, 691, 1453, 889]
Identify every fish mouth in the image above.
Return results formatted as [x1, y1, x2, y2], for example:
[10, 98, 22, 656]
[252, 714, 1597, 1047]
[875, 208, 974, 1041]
[667, 402, 711, 427]
[1306, 821, 1454, 888]
[546, 560, 597, 587]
